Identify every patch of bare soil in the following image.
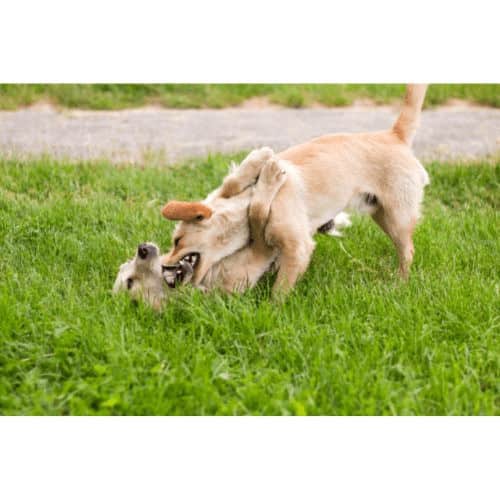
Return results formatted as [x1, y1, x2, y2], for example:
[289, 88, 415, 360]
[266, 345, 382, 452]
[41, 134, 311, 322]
[236, 97, 280, 109]
[15, 97, 491, 114]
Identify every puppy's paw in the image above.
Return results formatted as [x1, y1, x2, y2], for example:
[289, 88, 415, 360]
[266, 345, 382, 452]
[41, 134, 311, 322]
[220, 147, 275, 198]
[260, 157, 287, 190]
[333, 211, 352, 229]
[245, 146, 274, 165]
[238, 147, 275, 179]
[320, 212, 352, 238]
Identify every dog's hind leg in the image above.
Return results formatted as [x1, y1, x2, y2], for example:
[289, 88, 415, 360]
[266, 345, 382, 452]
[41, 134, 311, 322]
[372, 205, 417, 279]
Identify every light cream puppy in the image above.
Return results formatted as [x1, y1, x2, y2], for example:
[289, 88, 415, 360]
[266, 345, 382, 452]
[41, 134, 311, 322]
[113, 242, 164, 309]
[113, 155, 288, 307]
[162, 85, 429, 293]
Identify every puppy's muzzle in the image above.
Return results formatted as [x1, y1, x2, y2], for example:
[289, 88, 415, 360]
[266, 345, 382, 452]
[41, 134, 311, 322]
[137, 243, 158, 260]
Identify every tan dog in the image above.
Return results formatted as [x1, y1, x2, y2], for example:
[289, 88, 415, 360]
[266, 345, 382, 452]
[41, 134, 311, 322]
[164, 154, 289, 293]
[162, 84, 429, 293]
[113, 154, 288, 307]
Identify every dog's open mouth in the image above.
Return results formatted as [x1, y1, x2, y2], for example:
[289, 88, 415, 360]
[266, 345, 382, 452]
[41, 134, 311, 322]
[162, 252, 200, 289]
[181, 253, 200, 268]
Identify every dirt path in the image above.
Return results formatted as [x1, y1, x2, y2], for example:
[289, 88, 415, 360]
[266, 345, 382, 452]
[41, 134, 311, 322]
[0, 104, 498, 163]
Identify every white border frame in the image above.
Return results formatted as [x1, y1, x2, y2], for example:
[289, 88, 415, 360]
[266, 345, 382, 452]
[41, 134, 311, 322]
[1, 0, 498, 82]
[1, 417, 499, 499]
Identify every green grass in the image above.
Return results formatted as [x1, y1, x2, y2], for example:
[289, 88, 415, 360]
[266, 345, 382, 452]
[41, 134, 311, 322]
[0, 155, 498, 415]
[0, 84, 499, 110]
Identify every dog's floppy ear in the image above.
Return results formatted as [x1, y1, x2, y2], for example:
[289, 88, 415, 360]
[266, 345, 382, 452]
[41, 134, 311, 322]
[161, 201, 213, 221]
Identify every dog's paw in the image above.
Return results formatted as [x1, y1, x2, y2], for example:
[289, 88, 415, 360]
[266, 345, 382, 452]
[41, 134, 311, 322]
[260, 157, 287, 190]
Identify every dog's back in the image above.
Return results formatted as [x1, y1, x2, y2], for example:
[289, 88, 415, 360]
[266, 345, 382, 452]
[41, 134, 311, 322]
[275, 84, 429, 228]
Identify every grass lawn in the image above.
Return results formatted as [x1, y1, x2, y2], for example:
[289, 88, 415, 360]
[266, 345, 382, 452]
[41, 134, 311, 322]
[0, 84, 499, 110]
[0, 155, 498, 415]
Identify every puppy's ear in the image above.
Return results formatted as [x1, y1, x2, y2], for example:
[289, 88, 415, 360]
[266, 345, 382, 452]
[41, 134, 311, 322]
[161, 201, 213, 222]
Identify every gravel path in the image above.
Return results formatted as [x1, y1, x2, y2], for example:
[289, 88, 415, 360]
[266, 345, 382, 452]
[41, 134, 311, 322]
[0, 104, 498, 163]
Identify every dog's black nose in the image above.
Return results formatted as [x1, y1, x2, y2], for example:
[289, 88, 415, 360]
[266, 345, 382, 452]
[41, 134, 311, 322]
[138, 244, 149, 259]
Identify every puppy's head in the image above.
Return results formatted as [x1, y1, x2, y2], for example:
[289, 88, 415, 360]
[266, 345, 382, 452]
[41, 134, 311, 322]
[160, 191, 252, 286]
[113, 242, 165, 309]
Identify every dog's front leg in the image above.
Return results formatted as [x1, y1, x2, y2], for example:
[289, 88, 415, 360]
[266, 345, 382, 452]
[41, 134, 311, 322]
[272, 237, 315, 296]
[264, 188, 315, 296]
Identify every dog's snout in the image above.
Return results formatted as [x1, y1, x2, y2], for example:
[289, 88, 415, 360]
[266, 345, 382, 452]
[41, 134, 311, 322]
[138, 243, 158, 260]
[138, 244, 149, 259]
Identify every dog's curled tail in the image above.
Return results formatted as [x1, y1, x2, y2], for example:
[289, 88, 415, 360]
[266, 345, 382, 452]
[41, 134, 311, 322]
[392, 84, 428, 146]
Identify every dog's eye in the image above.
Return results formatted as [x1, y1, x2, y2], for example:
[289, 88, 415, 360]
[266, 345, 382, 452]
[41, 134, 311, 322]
[126, 277, 134, 289]
[174, 237, 181, 247]
[195, 215, 204, 221]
